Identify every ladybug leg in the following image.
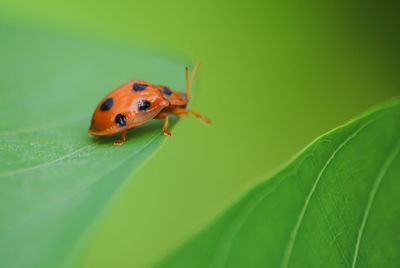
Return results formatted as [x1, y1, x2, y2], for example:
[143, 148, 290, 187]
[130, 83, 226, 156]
[156, 112, 172, 136]
[170, 108, 211, 124]
[188, 110, 211, 124]
[114, 130, 127, 145]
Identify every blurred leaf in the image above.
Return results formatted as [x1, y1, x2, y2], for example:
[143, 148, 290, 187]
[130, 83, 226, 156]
[157, 99, 400, 268]
[0, 20, 185, 268]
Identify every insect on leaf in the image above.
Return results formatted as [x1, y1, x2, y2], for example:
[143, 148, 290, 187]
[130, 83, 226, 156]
[0, 20, 185, 268]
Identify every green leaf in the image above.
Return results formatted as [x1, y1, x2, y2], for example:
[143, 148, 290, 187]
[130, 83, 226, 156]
[157, 99, 400, 268]
[0, 21, 185, 267]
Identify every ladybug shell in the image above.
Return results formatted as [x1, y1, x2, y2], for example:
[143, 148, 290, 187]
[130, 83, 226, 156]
[89, 79, 170, 136]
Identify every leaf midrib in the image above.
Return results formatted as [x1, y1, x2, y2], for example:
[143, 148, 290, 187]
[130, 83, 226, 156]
[0, 144, 94, 178]
[1, 132, 160, 231]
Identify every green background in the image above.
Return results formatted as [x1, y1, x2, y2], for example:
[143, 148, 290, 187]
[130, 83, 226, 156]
[1, 0, 399, 267]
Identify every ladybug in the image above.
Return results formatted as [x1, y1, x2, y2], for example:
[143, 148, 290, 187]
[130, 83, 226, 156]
[89, 63, 210, 145]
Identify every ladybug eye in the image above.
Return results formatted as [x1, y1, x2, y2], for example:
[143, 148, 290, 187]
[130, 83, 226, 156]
[100, 97, 114, 111]
[133, 83, 148, 91]
[163, 87, 172, 95]
[115, 113, 126, 127]
[138, 99, 151, 111]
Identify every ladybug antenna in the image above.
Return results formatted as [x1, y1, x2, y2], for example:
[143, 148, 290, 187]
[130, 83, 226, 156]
[186, 62, 200, 101]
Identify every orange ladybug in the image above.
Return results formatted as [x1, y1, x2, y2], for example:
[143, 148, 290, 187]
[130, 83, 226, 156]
[89, 63, 210, 145]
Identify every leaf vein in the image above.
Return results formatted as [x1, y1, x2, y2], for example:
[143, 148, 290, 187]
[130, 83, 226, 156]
[351, 139, 400, 268]
[209, 154, 315, 268]
[208, 172, 292, 268]
[0, 144, 93, 178]
[280, 118, 376, 268]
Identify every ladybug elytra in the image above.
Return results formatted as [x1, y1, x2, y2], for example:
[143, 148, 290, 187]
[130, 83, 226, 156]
[89, 63, 210, 145]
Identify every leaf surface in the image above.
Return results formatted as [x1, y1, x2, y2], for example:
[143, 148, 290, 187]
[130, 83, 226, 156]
[0, 20, 184, 268]
[157, 99, 400, 268]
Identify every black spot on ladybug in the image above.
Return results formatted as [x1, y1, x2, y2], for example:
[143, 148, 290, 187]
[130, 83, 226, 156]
[163, 87, 172, 95]
[133, 83, 148, 91]
[100, 97, 113, 111]
[138, 99, 151, 111]
[115, 113, 126, 127]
